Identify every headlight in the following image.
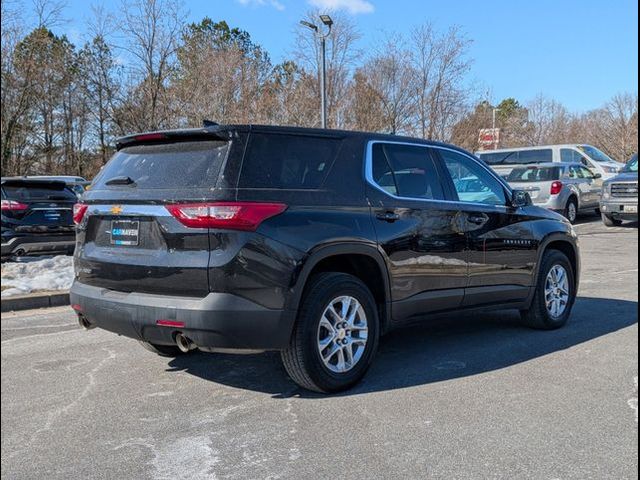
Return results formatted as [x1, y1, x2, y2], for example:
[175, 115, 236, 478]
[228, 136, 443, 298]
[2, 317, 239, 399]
[602, 184, 611, 199]
[603, 165, 619, 174]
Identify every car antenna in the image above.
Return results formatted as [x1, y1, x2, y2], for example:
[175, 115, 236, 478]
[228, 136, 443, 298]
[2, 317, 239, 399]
[203, 119, 219, 127]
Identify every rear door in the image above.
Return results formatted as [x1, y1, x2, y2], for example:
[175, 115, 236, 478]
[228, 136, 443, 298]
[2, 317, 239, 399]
[433, 147, 537, 307]
[366, 141, 468, 321]
[1, 180, 76, 233]
[75, 139, 238, 297]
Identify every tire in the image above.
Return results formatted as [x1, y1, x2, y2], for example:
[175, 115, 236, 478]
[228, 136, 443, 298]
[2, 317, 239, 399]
[521, 250, 576, 330]
[281, 272, 380, 393]
[563, 197, 578, 224]
[601, 213, 622, 227]
[138, 340, 187, 357]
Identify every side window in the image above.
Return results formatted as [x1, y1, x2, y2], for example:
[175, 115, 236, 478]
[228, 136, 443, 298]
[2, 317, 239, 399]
[370, 143, 444, 200]
[239, 133, 339, 189]
[517, 149, 553, 164]
[439, 149, 507, 206]
[567, 166, 579, 179]
[561, 149, 575, 163]
[580, 167, 595, 179]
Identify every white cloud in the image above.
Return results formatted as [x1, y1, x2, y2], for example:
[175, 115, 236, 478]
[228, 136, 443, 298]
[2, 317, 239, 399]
[308, 0, 375, 14]
[236, 0, 285, 11]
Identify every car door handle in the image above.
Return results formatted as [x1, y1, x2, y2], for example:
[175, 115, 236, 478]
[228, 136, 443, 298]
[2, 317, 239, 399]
[376, 212, 400, 222]
[467, 213, 489, 225]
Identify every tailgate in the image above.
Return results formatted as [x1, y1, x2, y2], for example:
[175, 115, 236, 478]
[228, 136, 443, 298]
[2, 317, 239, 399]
[75, 204, 211, 297]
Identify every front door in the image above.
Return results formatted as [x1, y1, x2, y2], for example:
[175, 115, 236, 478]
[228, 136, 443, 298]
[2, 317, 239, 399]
[433, 147, 538, 307]
[365, 141, 468, 322]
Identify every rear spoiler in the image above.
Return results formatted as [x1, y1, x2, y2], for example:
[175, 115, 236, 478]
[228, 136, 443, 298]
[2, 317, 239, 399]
[115, 126, 235, 150]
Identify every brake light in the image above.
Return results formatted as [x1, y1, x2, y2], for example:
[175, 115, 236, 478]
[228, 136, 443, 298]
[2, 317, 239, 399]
[550, 181, 563, 195]
[73, 203, 88, 224]
[134, 133, 168, 142]
[166, 202, 287, 230]
[156, 319, 185, 328]
[1, 199, 28, 211]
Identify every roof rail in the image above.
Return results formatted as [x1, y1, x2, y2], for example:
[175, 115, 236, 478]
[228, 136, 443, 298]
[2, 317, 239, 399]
[203, 119, 219, 127]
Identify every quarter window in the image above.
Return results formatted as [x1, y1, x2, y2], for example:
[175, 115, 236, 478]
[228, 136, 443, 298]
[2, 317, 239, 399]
[370, 143, 444, 200]
[439, 150, 507, 206]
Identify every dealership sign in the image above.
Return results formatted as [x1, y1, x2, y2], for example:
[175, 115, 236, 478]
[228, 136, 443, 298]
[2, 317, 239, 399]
[478, 128, 500, 148]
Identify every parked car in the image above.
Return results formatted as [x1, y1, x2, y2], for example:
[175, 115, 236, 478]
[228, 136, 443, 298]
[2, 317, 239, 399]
[600, 154, 638, 226]
[70, 125, 580, 393]
[27, 175, 91, 197]
[1, 177, 77, 259]
[476, 144, 623, 180]
[506, 163, 603, 223]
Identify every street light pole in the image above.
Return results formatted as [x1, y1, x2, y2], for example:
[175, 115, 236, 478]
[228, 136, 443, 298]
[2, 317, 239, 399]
[320, 34, 327, 129]
[301, 15, 333, 129]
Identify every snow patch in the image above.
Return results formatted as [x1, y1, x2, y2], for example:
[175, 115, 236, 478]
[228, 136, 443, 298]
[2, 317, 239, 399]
[1, 256, 74, 297]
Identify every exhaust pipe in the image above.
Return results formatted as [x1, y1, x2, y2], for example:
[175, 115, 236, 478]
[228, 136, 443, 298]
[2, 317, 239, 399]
[175, 333, 196, 353]
[77, 314, 96, 330]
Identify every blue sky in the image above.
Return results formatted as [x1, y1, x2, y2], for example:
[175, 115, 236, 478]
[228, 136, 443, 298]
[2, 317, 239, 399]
[58, 0, 638, 112]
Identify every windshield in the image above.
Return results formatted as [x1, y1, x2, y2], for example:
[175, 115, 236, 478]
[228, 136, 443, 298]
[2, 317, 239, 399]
[507, 166, 560, 182]
[578, 145, 616, 163]
[623, 155, 638, 173]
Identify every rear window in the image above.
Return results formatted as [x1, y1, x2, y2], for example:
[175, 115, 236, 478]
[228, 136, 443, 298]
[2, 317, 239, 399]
[92, 141, 230, 190]
[479, 149, 552, 165]
[1, 183, 77, 201]
[239, 133, 340, 189]
[507, 167, 560, 182]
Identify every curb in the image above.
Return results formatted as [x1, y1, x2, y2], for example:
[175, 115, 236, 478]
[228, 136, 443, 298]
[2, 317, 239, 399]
[1, 291, 70, 312]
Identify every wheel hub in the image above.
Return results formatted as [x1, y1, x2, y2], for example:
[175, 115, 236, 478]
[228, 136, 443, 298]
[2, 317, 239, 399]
[545, 265, 570, 318]
[316, 296, 369, 373]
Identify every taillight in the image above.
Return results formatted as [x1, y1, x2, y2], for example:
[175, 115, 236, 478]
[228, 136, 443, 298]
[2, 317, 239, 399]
[73, 203, 88, 224]
[1, 199, 28, 211]
[166, 202, 287, 231]
[550, 181, 563, 195]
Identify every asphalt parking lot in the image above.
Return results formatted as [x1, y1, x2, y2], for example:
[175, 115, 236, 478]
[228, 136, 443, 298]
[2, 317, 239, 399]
[1, 217, 637, 480]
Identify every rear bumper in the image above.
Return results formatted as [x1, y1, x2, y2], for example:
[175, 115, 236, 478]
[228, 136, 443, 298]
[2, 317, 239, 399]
[1, 234, 75, 257]
[70, 281, 296, 351]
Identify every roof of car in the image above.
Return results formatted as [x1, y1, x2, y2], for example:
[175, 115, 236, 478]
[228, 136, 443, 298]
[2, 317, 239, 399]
[476, 144, 591, 154]
[114, 124, 469, 155]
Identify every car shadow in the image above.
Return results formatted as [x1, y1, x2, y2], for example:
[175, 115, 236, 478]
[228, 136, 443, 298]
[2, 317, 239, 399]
[166, 296, 638, 398]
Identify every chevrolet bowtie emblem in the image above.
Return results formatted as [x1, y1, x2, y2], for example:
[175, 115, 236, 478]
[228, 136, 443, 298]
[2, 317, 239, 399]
[110, 205, 123, 215]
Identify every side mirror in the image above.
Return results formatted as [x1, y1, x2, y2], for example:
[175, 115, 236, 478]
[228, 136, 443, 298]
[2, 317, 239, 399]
[594, 173, 602, 179]
[511, 189, 532, 208]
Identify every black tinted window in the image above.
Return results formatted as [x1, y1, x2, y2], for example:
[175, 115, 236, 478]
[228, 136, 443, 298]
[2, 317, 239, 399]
[239, 134, 339, 189]
[516, 149, 553, 164]
[478, 152, 513, 165]
[93, 141, 229, 190]
[479, 149, 552, 165]
[371, 143, 444, 199]
[2, 183, 76, 201]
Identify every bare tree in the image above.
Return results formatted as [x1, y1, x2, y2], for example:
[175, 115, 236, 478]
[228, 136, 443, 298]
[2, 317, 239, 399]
[410, 24, 472, 141]
[294, 10, 361, 128]
[581, 93, 638, 161]
[354, 35, 416, 135]
[118, 0, 185, 131]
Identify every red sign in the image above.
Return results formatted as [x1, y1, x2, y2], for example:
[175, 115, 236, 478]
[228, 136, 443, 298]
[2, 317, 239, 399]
[478, 128, 500, 148]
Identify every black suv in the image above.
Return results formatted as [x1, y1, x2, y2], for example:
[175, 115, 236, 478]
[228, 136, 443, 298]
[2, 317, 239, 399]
[1, 177, 77, 259]
[71, 125, 580, 393]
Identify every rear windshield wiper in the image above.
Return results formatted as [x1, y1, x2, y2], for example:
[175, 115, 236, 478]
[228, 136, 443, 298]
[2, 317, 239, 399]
[105, 176, 136, 186]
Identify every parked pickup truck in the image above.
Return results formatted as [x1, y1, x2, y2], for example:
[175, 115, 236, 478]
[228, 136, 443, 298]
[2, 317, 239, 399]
[600, 154, 638, 226]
